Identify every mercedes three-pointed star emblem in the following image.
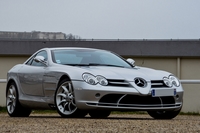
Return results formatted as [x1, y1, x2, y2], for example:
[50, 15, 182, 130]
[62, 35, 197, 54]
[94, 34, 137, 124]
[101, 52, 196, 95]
[134, 78, 147, 88]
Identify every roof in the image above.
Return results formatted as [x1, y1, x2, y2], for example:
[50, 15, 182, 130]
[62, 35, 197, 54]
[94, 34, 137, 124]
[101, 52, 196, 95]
[0, 39, 200, 57]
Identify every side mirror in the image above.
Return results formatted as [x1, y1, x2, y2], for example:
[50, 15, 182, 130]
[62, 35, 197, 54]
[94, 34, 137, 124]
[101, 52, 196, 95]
[126, 58, 135, 67]
[34, 56, 47, 66]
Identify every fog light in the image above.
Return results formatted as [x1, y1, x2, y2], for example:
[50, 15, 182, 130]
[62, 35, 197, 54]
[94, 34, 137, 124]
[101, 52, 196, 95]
[95, 93, 100, 98]
[176, 95, 179, 100]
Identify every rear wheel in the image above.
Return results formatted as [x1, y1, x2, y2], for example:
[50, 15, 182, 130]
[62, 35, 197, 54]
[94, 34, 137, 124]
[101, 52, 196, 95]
[89, 110, 111, 118]
[55, 79, 87, 118]
[147, 108, 181, 119]
[6, 82, 31, 117]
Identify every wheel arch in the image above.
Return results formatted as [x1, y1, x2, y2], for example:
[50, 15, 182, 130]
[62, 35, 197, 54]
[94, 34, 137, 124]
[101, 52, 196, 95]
[6, 79, 17, 95]
[6, 77, 23, 98]
[57, 74, 72, 87]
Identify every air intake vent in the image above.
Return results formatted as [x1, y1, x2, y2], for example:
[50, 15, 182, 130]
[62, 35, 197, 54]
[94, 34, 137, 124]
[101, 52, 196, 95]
[107, 79, 132, 87]
[151, 80, 169, 88]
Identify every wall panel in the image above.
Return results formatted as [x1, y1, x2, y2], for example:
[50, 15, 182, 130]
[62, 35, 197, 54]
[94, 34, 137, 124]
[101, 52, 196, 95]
[0, 56, 200, 113]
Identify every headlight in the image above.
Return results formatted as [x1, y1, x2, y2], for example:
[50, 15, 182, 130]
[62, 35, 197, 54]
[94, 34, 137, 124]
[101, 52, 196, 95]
[163, 77, 172, 87]
[169, 75, 180, 87]
[163, 75, 180, 87]
[82, 73, 98, 85]
[82, 73, 108, 86]
[96, 75, 108, 86]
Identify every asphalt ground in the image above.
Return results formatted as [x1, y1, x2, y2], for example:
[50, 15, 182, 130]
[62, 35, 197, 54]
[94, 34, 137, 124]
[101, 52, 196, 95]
[0, 112, 200, 133]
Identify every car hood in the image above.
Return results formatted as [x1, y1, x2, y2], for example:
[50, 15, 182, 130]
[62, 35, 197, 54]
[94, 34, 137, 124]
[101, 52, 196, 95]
[79, 66, 171, 95]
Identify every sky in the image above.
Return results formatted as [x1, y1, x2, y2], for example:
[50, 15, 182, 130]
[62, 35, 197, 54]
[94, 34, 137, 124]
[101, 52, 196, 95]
[1, 0, 200, 39]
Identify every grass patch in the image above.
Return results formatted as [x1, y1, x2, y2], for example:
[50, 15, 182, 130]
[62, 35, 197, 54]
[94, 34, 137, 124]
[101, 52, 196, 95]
[28, 110, 148, 115]
[111, 111, 147, 115]
[31, 109, 57, 114]
[0, 106, 200, 116]
[180, 112, 200, 116]
[0, 107, 7, 113]
[111, 111, 200, 115]
[0, 107, 57, 114]
[112, 111, 200, 115]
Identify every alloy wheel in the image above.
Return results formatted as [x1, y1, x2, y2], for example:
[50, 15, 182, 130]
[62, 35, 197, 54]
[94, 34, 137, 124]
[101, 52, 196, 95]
[7, 85, 17, 114]
[55, 81, 77, 115]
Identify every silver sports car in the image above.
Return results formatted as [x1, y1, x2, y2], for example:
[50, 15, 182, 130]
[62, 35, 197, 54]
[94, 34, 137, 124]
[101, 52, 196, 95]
[6, 47, 183, 119]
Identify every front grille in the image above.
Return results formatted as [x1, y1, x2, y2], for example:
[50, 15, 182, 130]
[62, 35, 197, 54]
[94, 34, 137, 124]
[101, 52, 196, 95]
[119, 95, 161, 105]
[99, 94, 124, 103]
[107, 79, 132, 87]
[95, 94, 177, 108]
[151, 80, 168, 88]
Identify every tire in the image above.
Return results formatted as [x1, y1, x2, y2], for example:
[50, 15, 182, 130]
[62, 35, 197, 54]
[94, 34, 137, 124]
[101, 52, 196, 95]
[89, 110, 111, 118]
[55, 79, 87, 118]
[6, 82, 32, 117]
[147, 108, 181, 119]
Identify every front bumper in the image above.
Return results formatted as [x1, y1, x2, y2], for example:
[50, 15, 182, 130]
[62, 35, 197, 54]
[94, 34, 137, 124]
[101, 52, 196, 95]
[72, 80, 183, 111]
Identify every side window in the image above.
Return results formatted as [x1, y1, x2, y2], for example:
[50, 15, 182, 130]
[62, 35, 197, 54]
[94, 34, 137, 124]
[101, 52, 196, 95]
[26, 56, 34, 65]
[26, 51, 48, 67]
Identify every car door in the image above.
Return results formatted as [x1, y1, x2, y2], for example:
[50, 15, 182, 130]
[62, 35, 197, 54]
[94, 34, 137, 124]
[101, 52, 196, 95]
[18, 50, 48, 96]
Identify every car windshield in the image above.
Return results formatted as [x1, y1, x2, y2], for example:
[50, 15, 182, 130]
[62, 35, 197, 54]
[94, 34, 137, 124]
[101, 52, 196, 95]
[51, 49, 132, 68]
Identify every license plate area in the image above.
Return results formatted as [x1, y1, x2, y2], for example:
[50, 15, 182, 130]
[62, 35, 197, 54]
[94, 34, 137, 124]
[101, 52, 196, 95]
[152, 89, 176, 97]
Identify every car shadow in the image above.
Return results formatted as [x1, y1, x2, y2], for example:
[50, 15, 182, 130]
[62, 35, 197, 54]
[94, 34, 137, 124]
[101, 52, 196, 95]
[28, 115, 154, 120]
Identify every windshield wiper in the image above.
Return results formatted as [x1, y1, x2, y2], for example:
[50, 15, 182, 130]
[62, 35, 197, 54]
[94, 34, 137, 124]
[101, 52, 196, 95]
[65, 63, 125, 68]
[88, 63, 125, 68]
[64, 64, 89, 66]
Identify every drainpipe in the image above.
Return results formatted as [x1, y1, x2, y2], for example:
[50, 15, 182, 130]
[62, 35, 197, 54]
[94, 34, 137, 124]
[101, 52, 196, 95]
[177, 57, 181, 79]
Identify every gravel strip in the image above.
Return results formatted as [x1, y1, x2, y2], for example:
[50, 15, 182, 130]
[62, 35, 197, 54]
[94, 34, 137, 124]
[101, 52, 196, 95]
[0, 113, 200, 133]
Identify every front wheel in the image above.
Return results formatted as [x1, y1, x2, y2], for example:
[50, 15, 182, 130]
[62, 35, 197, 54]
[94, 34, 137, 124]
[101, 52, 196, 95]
[55, 79, 87, 118]
[147, 108, 182, 119]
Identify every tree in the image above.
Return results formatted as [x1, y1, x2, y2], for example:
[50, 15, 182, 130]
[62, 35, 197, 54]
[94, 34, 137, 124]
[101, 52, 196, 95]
[65, 33, 82, 40]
